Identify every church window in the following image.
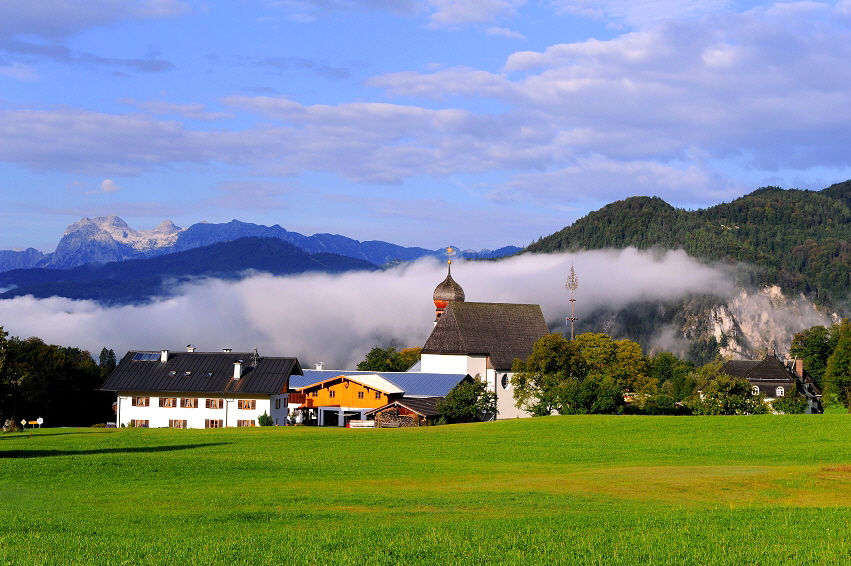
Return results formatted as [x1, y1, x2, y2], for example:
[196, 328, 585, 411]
[751, 386, 759, 396]
[776, 386, 785, 397]
[501, 375, 509, 389]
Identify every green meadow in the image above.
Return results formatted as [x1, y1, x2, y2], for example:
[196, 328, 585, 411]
[3, 416, 851, 565]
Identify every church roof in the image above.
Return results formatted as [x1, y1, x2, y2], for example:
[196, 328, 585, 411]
[421, 301, 549, 370]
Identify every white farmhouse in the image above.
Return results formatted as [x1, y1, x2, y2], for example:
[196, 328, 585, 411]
[101, 348, 302, 428]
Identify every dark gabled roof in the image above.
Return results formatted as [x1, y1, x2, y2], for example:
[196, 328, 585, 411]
[293, 370, 469, 398]
[421, 301, 549, 370]
[365, 396, 444, 417]
[101, 351, 303, 395]
[721, 353, 823, 398]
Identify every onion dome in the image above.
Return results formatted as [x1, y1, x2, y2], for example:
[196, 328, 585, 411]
[433, 266, 465, 321]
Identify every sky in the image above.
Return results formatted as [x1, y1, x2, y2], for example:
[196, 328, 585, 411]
[2, 0, 851, 253]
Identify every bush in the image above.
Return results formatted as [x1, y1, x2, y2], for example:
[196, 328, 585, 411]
[257, 411, 273, 426]
[771, 395, 808, 414]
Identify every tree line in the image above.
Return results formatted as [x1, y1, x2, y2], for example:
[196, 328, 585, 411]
[0, 326, 115, 429]
[526, 180, 851, 311]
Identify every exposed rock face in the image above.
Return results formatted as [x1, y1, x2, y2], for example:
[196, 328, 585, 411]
[0, 248, 46, 271]
[49, 215, 184, 268]
[707, 286, 837, 360]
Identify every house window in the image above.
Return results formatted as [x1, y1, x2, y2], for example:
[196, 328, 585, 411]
[159, 397, 177, 408]
[237, 400, 256, 410]
[374, 391, 381, 399]
[132, 419, 149, 427]
[275, 399, 281, 410]
[204, 419, 223, 428]
[776, 386, 785, 397]
[205, 399, 224, 409]
[237, 420, 256, 427]
[180, 398, 198, 408]
[358, 391, 364, 399]
[311, 391, 318, 397]
[329, 390, 336, 398]
[752, 386, 760, 396]
[168, 419, 187, 428]
[131, 396, 150, 407]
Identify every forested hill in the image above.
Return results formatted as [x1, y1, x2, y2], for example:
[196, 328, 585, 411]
[526, 180, 851, 309]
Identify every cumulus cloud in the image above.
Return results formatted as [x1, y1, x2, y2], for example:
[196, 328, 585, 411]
[485, 26, 526, 39]
[0, 62, 38, 81]
[99, 179, 122, 193]
[0, 249, 742, 369]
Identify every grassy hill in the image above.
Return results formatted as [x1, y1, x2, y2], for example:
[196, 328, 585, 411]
[527, 180, 851, 310]
[3, 417, 851, 564]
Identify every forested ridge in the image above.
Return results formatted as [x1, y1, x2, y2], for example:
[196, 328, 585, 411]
[527, 180, 851, 309]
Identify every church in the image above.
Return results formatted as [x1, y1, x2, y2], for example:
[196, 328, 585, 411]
[420, 256, 550, 419]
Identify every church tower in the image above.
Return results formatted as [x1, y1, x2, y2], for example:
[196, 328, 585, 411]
[433, 247, 465, 323]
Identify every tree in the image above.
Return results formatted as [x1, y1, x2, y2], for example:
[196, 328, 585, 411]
[791, 325, 834, 387]
[511, 333, 578, 415]
[688, 374, 768, 415]
[99, 347, 117, 377]
[822, 319, 851, 408]
[435, 378, 497, 423]
[356, 346, 422, 372]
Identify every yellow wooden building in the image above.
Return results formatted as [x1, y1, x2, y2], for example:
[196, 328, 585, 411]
[293, 374, 405, 426]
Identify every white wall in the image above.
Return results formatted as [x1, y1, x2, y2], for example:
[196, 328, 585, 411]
[116, 392, 275, 428]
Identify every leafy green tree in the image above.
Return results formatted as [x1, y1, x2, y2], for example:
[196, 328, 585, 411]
[652, 352, 696, 402]
[771, 394, 808, 414]
[356, 346, 422, 372]
[822, 319, 851, 408]
[435, 377, 497, 423]
[791, 324, 839, 388]
[689, 374, 768, 415]
[510, 333, 578, 415]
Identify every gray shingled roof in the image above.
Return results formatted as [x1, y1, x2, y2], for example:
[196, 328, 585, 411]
[721, 354, 823, 398]
[421, 301, 549, 370]
[101, 351, 303, 395]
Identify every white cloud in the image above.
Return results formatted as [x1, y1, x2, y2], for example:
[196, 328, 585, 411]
[99, 179, 121, 193]
[485, 26, 526, 39]
[0, 250, 739, 368]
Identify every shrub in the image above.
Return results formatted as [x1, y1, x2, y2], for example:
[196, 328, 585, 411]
[257, 411, 273, 426]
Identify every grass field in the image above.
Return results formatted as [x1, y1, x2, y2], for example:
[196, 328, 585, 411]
[3, 415, 851, 565]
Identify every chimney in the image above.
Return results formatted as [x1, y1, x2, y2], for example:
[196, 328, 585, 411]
[223, 348, 232, 353]
[187, 344, 196, 352]
[315, 362, 325, 371]
[160, 350, 169, 363]
[767, 348, 776, 359]
[795, 358, 804, 378]
[233, 360, 243, 379]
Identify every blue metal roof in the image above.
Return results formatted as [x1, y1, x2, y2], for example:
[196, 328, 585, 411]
[293, 369, 468, 397]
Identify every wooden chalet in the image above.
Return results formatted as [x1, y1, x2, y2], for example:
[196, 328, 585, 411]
[365, 397, 443, 427]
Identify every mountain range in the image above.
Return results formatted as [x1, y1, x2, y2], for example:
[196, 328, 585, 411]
[0, 215, 520, 272]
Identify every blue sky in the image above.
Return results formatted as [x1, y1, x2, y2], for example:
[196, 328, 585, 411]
[2, 0, 851, 252]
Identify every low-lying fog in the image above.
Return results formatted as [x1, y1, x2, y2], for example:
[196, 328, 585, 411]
[0, 248, 832, 368]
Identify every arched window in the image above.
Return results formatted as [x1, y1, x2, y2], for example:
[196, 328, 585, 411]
[752, 385, 760, 396]
[501, 374, 509, 389]
[776, 386, 785, 397]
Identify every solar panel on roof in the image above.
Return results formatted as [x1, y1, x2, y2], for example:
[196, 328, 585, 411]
[132, 353, 160, 361]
